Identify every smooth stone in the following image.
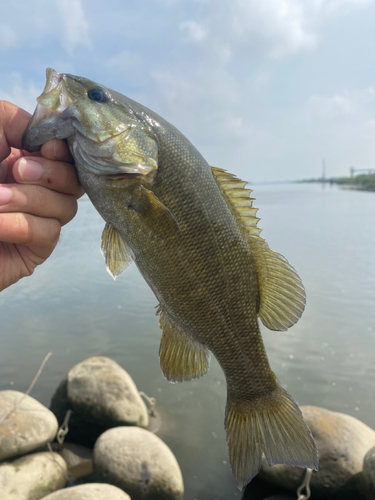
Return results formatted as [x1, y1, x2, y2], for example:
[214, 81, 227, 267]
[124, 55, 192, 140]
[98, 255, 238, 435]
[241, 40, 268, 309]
[93, 426, 184, 500]
[50, 357, 149, 447]
[0, 390, 58, 462]
[259, 406, 375, 500]
[41, 483, 131, 499]
[361, 446, 375, 500]
[0, 451, 67, 499]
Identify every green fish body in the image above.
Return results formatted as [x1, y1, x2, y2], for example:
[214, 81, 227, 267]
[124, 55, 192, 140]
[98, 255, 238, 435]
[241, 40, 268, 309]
[23, 69, 318, 489]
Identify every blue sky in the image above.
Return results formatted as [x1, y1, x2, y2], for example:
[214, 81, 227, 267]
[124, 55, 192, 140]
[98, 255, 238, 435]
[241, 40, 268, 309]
[1, 0, 375, 182]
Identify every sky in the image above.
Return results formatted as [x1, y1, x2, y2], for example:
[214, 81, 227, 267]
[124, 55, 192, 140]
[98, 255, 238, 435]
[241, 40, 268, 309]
[1, 0, 375, 182]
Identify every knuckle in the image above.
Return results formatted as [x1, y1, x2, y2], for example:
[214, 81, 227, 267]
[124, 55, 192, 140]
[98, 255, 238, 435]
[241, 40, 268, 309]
[48, 219, 62, 245]
[13, 213, 32, 244]
[62, 196, 78, 225]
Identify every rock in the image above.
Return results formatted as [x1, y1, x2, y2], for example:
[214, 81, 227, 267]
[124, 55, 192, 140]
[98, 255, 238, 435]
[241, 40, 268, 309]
[0, 451, 67, 499]
[50, 357, 149, 446]
[59, 442, 93, 480]
[361, 446, 375, 500]
[41, 483, 131, 499]
[93, 426, 184, 500]
[259, 406, 375, 500]
[0, 390, 58, 462]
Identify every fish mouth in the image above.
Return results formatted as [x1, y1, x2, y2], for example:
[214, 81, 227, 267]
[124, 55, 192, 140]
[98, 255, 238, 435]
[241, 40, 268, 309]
[22, 68, 78, 152]
[37, 68, 77, 112]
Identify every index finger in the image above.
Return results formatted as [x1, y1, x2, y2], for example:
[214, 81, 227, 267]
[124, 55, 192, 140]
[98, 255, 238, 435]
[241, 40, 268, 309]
[12, 156, 85, 198]
[41, 139, 73, 163]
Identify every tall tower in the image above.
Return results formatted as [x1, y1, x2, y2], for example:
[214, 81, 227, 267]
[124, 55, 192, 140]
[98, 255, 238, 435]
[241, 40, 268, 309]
[322, 158, 326, 182]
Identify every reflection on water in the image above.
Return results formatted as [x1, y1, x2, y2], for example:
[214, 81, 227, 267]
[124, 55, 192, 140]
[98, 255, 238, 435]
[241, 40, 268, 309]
[1, 183, 374, 499]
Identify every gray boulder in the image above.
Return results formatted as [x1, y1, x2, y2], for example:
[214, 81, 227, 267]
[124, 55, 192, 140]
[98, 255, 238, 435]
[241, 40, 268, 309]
[0, 451, 67, 499]
[361, 446, 375, 500]
[41, 483, 131, 499]
[260, 406, 375, 500]
[50, 357, 149, 446]
[0, 390, 58, 462]
[93, 426, 184, 500]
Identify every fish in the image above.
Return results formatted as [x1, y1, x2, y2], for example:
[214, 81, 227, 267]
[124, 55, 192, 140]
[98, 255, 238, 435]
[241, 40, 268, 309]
[23, 68, 318, 489]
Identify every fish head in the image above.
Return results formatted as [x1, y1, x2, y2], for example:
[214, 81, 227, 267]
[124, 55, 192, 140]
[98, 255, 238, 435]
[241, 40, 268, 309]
[23, 68, 158, 177]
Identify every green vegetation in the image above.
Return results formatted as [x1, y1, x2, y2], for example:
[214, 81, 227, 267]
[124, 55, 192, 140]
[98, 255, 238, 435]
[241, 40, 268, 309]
[336, 173, 375, 191]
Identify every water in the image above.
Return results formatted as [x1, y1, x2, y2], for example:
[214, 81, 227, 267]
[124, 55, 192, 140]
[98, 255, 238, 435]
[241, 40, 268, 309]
[1, 182, 374, 499]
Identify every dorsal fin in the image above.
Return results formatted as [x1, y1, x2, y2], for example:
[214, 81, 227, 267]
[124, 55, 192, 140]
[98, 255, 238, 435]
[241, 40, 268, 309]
[211, 167, 306, 331]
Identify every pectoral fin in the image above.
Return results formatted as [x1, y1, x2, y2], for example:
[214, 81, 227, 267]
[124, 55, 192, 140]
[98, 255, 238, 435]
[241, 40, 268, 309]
[101, 223, 134, 279]
[212, 167, 306, 331]
[157, 305, 211, 382]
[128, 184, 180, 238]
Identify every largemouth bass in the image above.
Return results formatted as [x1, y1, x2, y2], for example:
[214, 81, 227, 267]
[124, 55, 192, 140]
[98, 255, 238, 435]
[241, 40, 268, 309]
[23, 69, 318, 489]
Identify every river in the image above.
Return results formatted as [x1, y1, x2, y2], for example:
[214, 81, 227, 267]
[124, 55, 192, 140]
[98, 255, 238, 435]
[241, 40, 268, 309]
[1, 182, 374, 499]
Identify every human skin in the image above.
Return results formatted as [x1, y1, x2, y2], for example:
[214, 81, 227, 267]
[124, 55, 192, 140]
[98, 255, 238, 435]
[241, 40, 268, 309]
[0, 101, 84, 292]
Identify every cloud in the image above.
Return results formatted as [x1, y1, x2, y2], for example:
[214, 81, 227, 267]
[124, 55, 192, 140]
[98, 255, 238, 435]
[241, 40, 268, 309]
[306, 88, 375, 119]
[0, 24, 18, 50]
[179, 21, 208, 42]
[107, 50, 142, 70]
[231, 0, 316, 58]
[0, 73, 40, 113]
[57, 0, 91, 54]
[174, 0, 375, 61]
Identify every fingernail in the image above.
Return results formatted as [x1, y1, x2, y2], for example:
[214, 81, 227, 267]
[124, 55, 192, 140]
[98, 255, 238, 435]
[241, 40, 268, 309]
[19, 157, 43, 182]
[0, 186, 11, 205]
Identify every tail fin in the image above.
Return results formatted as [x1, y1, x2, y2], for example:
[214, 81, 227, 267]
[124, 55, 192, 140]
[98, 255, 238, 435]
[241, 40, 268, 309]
[225, 380, 318, 490]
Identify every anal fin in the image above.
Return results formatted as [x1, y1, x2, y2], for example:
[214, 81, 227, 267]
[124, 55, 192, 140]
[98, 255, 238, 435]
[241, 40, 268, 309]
[157, 306, 210, 382]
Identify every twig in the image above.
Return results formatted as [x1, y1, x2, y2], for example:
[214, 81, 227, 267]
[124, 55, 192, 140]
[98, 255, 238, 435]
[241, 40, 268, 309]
[0, 352, 52, 426]
[139, 391, 156, 417]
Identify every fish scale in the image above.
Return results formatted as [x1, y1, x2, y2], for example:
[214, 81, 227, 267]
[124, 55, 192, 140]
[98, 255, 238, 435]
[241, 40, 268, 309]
[22, 68, 318, 490]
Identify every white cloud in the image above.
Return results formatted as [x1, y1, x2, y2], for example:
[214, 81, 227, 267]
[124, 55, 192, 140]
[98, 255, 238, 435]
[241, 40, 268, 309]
[179, 21, 208, 42]
[231, 0, 316, 58]
[0, 24, 18, 50]
[107, 50, 142, 69]
[306, 88, 375, 119]
[0, 73, 40, 113]
[57, 0, 91, 54]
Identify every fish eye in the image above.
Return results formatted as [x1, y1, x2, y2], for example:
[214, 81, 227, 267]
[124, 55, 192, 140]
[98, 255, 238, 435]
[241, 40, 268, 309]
[87, 87, 109, 103]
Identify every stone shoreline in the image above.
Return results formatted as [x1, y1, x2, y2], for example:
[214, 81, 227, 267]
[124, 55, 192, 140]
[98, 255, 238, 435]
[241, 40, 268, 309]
[0, 356, 374, 499]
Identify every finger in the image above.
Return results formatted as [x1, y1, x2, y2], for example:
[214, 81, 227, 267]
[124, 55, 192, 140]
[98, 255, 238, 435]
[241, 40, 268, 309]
[12, 156, 85, 198]
[0, 101, 31, 161]
[0, 212, 61, 259]
[41, 139, 73, 163]
[0, 184, 78, 226]
[0, 160, 7, 183]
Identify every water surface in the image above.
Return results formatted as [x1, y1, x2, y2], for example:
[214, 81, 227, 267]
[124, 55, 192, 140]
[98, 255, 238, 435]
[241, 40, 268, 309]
[1, 182, 374, 499]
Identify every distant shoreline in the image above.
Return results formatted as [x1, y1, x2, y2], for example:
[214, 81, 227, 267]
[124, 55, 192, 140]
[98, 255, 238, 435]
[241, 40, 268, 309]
[294, 173, 375, 192]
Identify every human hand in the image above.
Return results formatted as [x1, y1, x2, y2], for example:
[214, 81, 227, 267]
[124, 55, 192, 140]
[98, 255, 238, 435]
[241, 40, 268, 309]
[0, 101, 84, 292]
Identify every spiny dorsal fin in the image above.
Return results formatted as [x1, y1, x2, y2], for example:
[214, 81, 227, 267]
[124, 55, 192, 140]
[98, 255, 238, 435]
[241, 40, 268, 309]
[211, 167, 306, 331]
[156, 305, 211, 382]
[101, 223, 134, 280]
